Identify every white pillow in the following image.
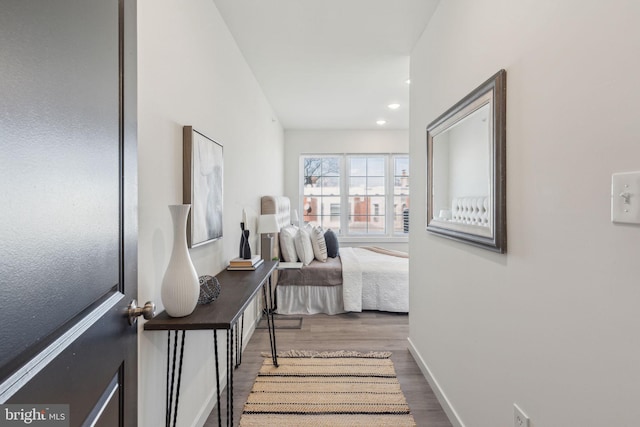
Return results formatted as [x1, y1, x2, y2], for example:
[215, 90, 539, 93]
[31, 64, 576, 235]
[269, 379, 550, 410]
[294, 227, 314, 265]
[310, 226, 328, 262]
[279, 225, 298, 262]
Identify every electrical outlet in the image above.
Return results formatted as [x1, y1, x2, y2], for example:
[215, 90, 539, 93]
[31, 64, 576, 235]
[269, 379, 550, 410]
[514, 404, 530, 427]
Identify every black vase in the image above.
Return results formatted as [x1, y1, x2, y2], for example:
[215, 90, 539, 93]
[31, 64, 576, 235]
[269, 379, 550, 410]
[241, 230, 251, 259]
[239, 230, 244, 258]
[239, 229, 251, 259]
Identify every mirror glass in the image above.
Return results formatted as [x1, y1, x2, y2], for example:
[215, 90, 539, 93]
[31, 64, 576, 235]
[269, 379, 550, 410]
[431, 103, 491, 228]
[426, 70, 506, 252]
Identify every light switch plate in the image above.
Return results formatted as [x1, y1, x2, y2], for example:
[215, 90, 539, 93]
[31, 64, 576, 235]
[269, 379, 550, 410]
[611, 171, 640, 224]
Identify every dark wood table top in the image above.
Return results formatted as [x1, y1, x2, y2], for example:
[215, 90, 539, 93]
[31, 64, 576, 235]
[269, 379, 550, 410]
[144, 261, 277, 331]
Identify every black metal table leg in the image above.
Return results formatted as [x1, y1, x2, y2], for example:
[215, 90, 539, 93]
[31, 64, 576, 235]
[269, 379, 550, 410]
[269, 277, 278, 367]
[236, 313, 244, 368]
[269, 275, 276, 312]
[165, 331, 173, 427]
[213, 330, 221, 427]
[227, 328, 233, 427]
[166, 331, 187, 427]
[272, 278, 278, 312]
[262, 282, 278, 367]
[233, 322, 238, 369]
[238, 311, 244, 366]
[173, 331, 186, 427]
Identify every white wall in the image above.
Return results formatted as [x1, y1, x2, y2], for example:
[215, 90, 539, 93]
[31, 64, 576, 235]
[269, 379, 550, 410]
[284, 130, 409, 251]
[137, 1, 284, 426]
[409, 1, 640, 427]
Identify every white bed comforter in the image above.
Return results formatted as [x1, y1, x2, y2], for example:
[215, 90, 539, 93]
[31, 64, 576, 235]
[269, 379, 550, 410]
[340, 247, 409, 312]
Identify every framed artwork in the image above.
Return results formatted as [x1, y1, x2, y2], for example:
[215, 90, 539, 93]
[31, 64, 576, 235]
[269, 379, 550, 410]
[183, 126, 223, 248]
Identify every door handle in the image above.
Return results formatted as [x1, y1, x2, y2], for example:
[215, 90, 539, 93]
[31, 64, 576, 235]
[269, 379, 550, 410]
[127, 299, 156, 325]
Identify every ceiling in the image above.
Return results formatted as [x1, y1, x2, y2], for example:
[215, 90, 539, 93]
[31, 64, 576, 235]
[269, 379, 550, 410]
[213, 0, 440, 130]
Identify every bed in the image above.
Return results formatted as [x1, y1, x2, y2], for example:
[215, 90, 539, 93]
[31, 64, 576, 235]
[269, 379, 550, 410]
[261, 196, 409, 315]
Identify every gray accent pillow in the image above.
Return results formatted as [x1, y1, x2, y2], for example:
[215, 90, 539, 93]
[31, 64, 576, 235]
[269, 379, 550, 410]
[324, 229, 339, 258]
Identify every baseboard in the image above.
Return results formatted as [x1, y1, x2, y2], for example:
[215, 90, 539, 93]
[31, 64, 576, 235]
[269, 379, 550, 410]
[192, 310, 260, 427]
[192, 384, 218, 427]
[407, 337, 466, 427]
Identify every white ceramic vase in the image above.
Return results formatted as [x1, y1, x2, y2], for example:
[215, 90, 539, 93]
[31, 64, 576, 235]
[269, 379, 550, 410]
[161, 204, 199, 317]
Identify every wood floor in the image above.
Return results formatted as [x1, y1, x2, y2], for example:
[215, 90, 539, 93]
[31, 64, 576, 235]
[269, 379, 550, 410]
[204, 311, 452, 427]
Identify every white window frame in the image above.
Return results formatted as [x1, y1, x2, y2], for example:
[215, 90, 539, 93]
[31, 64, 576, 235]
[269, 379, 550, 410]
[299, 154, 409, 242]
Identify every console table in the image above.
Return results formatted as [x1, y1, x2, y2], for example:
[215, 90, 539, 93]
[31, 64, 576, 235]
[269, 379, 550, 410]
[144, 261, 279, 427]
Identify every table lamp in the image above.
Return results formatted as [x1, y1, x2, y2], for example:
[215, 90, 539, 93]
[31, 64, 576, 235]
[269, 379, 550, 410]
[258, 214, 280, 261]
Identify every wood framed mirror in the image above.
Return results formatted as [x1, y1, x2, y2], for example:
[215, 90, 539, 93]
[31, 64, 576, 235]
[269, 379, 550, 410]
[426, 69, 506, 253]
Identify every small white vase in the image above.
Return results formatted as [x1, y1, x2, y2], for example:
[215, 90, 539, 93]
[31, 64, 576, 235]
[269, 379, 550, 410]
[161, 204, 199, 317]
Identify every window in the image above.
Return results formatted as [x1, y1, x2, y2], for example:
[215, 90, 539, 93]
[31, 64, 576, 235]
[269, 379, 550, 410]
[301, 154, 409, 238]
[348, 156, 386, 235]
[302, 156, 341, 231]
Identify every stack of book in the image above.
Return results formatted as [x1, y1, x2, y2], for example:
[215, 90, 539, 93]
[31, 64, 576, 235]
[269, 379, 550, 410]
[227, 255, 264, 271]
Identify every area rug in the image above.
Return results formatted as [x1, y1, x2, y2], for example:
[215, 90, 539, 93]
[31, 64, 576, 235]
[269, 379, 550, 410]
[239, 350, 416, 426]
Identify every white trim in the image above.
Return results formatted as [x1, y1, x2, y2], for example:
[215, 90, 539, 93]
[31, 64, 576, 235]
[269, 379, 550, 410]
[0, 292, 124, 403]
[407, 337, 466, 427]
[299, 153, 409, 238]
[339, 236, 408, 244]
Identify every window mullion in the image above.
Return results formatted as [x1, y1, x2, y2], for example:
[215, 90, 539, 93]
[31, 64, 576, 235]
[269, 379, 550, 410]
[386, 155, 392, 237]
[340, 155, 348, 236]
[299, 156, 305, 225]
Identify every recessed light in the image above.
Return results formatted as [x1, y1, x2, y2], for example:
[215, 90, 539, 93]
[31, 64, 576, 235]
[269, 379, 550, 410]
[388, 103, 400, 110]
[376, 120, 387, 126]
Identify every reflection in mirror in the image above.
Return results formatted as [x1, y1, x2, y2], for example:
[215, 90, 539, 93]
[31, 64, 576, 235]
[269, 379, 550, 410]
[426, 69, 506, 252]
[432, 104, 491, 230]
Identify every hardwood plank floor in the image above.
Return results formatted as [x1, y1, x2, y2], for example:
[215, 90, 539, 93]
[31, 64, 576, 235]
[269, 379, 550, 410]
[204, 311, 452, 427]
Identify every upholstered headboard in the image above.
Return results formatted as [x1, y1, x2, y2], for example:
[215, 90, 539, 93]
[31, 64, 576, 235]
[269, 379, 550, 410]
[451, 196, 490, 227]
[261, 196, 291, 260]
[261, 196, 291, 228]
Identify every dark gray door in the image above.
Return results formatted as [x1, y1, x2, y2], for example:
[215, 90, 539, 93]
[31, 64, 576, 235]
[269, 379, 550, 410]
[0, 0, 138, 425]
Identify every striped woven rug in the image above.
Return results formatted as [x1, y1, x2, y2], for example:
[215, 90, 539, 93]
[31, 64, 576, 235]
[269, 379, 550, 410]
[239, 350, 416, 426]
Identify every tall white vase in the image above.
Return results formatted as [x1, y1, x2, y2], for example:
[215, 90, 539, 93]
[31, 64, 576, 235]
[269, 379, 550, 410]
[161, 204, 199, 317]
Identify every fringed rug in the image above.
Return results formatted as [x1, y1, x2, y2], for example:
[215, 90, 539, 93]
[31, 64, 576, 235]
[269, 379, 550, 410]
[239, 350, 417, 426]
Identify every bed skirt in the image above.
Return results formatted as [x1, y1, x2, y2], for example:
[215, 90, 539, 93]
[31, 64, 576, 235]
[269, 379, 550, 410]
[276, 285, 346, 315]
[275, 278, 409, 315]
